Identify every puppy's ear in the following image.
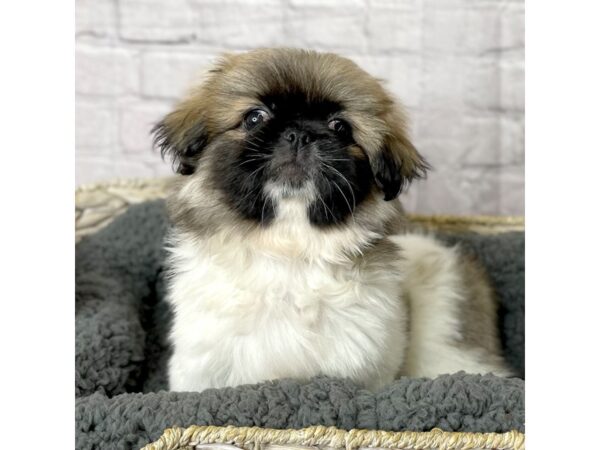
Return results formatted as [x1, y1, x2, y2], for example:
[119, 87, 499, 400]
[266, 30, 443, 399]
[152, 105, 209, 175]
[372, 111, 430, 201]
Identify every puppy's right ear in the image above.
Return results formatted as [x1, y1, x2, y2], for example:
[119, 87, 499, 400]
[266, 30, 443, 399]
[152, 106, 208, 175]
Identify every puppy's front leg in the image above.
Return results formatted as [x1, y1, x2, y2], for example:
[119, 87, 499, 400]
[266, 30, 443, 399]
[168, 350, 216, 392]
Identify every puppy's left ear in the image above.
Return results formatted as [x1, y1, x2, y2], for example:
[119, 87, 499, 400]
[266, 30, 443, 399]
[152, 105, 209, 175]
[372, 112, 430, 201]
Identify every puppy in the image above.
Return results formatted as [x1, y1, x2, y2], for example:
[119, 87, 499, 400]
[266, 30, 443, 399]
[154, 48, 512, 392]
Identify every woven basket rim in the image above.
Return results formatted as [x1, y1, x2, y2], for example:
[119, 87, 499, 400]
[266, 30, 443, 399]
[75, 177, 524, 226]
[140, 425, 525, 450]
[75, 176, 174, 194]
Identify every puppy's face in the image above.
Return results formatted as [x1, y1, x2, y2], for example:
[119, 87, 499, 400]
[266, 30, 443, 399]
[213, 91, 375, 226]
[154, 49, 428, 229]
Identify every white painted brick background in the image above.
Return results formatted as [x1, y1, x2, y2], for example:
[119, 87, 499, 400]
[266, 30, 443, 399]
[76, 0, 524, 215]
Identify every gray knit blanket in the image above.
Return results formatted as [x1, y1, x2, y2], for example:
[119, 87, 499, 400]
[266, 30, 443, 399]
[75, 200, 524, 450]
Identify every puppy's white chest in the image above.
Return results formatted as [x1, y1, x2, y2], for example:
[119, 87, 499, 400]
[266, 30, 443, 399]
[167, 236, 406, 392]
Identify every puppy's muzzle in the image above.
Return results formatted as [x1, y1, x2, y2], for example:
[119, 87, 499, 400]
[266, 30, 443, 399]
[283, 128, 316, 152]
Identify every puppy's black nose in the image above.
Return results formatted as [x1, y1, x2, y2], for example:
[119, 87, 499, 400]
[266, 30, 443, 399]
[283, 129, 315, 148]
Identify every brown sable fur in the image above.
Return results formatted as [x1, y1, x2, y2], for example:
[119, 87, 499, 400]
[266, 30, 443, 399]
[154, 48, 429, 195]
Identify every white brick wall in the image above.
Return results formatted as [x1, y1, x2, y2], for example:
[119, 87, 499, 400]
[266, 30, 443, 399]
[76, 0, 524, 216]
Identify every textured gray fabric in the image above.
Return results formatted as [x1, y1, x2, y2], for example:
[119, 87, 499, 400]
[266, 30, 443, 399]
[75, 200, 525, 450]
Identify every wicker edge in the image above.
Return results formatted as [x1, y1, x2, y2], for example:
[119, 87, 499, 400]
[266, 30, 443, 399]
[75, 177, 174, 193]
[408, 214, 523, 228]
[140, 425, 525, 450]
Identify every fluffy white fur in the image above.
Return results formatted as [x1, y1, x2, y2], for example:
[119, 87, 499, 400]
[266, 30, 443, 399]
[167, 191, 510, 393]
[392, 234, 513, 378]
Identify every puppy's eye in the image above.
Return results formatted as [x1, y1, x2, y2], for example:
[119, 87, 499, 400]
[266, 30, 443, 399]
[328, 119, 349, 134]
[244, 109, 270, 130]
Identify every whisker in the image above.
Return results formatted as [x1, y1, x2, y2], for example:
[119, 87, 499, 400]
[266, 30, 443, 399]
[319, 158, 349, 163]
[260, 193, 275, 225]
[236, 156, 269, 169]
[315, 189, 335, 223]
[237, 185, 261, 210]
[245, 134, 268, 150]
[243, 139, 266, 153]
[246, 164, 267, 180]
[320, 161, 357, 211]
[330, 179, 356, 224]
[233, 160, 271, 209]
[248, 133, 267, 145]
[244, 142, 266, 153]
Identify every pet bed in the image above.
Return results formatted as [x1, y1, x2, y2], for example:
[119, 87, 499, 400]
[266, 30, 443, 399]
[75, 178, 525, 450]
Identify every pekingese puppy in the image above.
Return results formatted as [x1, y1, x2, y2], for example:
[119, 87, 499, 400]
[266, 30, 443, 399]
[154, 48, 512, 392]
